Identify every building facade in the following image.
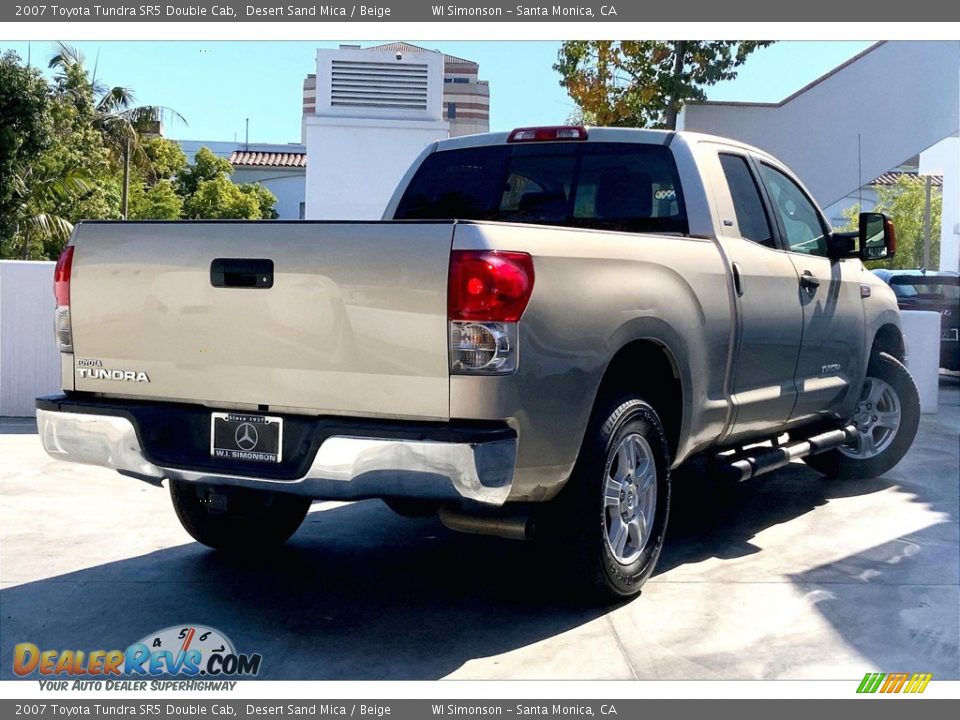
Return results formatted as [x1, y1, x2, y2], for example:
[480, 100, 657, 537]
[678, 41, 960, 272]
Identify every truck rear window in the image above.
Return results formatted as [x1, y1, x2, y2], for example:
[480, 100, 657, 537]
[394, 142, 688, 235]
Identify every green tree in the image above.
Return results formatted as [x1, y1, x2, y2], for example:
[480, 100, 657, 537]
[841, 175, 943, 270]
[177, 147, 277, 219]
[2, 165, 92, 260]
[125, 138, 187, 220]
[555, 41, 775, 129]
[48, 43, 184, 217]
[239, 183, 279, 220]
[176, 146, 234, 197]
[183, 175, 262, 219]
[142, 137, 187, 180]
[128, 179, 183, 220]
[0, 51, 53, 246]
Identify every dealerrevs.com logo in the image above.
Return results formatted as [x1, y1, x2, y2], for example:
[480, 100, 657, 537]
[13, 625, 261, 688]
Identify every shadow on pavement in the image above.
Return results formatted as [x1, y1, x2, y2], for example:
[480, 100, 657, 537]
[0, 418, 38, 435]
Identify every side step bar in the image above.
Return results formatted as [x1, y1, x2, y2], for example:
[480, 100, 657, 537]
[719, 425, 858, 482]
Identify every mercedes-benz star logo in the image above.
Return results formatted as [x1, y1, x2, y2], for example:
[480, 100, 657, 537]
[235, 423, 259, 451]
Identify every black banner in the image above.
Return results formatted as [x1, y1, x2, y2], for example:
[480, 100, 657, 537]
[2, 0, 958, 23]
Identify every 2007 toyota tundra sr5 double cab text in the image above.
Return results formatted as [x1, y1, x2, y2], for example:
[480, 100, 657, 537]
[37, 127, 920, 600]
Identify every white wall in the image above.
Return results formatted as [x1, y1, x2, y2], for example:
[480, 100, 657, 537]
[0, 261, 61, 417]
[919, 136, 960, 272]
[304, 117, 447, 219]
[678, 42, 960, 209]
[231, 167, 306, 220]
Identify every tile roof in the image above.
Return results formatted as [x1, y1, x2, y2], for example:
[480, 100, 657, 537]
[871, 170, 942, 187]
[229, 151, 306, 168]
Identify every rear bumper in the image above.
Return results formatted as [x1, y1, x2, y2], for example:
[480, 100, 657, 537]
[35, 396, 516, 506]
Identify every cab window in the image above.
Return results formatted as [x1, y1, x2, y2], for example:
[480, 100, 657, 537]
[759, 164, 829, 257]
[718, 153, 774, 248]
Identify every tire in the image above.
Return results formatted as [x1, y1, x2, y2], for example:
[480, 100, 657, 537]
[804, 352, 920, 480]
[382, 498, 442, 518]
[169, 481, 311, 552]
[538, 396, 671, 602]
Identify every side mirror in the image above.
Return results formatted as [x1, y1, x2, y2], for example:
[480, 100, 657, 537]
[859, 212, 896, 262]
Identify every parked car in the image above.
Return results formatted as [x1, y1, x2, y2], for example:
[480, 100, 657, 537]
[873, 269, 959, 371]
[36, 127, 920, 600]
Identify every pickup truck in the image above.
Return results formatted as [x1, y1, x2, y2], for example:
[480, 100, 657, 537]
[36, 127, 920, 600]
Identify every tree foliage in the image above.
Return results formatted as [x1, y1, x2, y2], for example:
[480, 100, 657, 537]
[0, 51, 54, 249]
[177, 147, 277, 220]
[555, 41, 775, 129]
[0, 50, 277, 259]
[842, 176, 944, 270]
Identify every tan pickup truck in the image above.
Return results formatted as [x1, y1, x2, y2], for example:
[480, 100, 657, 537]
[36, 127, 919, 600]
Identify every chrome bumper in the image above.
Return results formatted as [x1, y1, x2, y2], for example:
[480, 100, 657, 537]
[36, 409, 516, 506]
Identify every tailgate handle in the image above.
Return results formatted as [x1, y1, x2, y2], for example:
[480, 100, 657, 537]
[210, 258, 274, 289]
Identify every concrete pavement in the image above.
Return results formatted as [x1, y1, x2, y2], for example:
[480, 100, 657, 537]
[1, 379, 957, 680]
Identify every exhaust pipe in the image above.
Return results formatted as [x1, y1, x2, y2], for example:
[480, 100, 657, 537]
[438, 508, 534, 540]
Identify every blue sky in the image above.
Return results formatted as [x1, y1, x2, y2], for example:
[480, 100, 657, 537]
[1, 40, 873, 145]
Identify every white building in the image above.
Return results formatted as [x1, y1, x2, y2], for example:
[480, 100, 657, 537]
[302, 45, 450, 220]
[678, 41, 960, 272]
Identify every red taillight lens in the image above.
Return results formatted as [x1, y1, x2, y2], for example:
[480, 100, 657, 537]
[54, 246, 74, 307]
[507, 126, 588, 143]
[448, 250, 535, 322]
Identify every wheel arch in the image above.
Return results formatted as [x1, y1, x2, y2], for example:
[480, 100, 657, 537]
[589, 338, 686, 462]
[871, 322, 906, 363]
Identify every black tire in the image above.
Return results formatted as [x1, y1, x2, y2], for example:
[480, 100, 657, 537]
[382, 498, 443, 518]
[538, 396, 671, 602]
[804, 352, 920, 480]
[169, 481, 311, 552]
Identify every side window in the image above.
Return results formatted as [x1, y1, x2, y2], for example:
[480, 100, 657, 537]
[759, 163, 828, 257]
[718, 154, 774, 247]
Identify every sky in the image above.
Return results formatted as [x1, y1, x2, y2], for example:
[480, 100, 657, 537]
[0, 40, 874, 146]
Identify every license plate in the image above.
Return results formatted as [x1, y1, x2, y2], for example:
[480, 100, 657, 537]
[942, 328, 959, 341]
[210, 413, 283, 463]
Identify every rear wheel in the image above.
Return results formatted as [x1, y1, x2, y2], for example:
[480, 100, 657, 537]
[804, 352, 920, 480]
[538, 396, 671, 602]
[169, 481, 311, 552]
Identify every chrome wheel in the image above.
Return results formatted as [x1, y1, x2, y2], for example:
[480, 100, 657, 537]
[603, 433, 657, 564]
[838, 377, 902, 460]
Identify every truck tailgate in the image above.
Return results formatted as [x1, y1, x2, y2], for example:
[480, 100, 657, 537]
[68, 221, 453, 420]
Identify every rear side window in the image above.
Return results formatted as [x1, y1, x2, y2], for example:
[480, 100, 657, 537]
[395, 142, 688, 235]
[719, 154, 774, 247]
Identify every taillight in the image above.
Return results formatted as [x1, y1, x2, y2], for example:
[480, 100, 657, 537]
[507, 126, 588, 143]
[448, 250, 534, 322]
[448, 250, 534, 375]
[53, 246, 74, 353]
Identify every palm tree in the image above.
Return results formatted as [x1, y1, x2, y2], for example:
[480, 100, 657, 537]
[8, 166, 90, 259]
[48, 43, 185, 217]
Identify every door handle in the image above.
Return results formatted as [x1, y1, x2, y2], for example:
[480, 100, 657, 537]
[210, 258, 274, 289]
[799, 270, 820, 291]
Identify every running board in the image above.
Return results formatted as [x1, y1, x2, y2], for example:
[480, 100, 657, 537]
[718, 425, 857, 482]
